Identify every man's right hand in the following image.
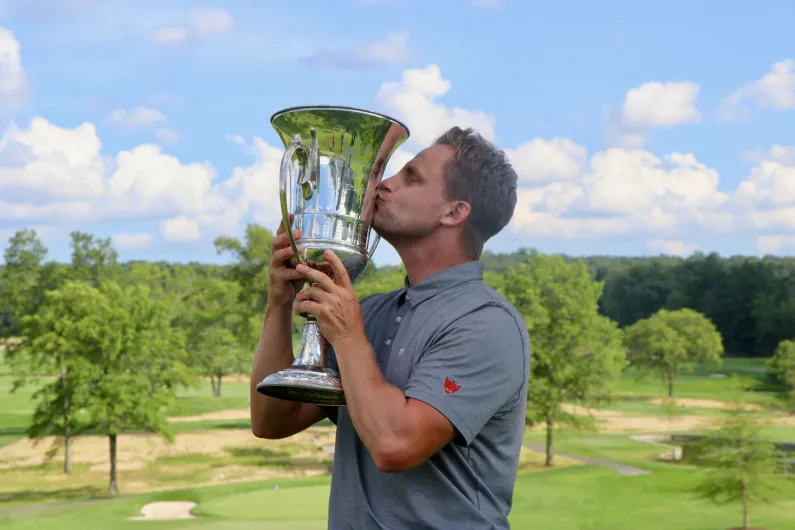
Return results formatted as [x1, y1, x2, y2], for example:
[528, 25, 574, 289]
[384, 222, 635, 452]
[267, 216, 306, 308]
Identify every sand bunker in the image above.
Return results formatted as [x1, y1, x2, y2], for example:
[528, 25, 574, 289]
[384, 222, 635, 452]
[0, 426, 337, 471]
[168, 409, 251, 423]
[645, 397, 762, 411]
[555, 403, 710, 433]
[128, 501, 197, 520]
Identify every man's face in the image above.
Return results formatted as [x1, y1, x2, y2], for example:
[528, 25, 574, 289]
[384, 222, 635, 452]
[372, 144, 455, 241]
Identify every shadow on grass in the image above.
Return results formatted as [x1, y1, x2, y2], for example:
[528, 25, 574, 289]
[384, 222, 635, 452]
[0, 485, 108, 508]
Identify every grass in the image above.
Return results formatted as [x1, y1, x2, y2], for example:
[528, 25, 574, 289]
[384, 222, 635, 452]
[2, 353, 794, 529]
[2, 460, 794, 529]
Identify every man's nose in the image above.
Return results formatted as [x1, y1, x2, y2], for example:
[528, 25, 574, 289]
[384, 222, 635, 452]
[378, 177, 395, 193]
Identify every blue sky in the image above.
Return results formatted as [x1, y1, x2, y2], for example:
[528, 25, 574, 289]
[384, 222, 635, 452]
[1, 0, 794, 267]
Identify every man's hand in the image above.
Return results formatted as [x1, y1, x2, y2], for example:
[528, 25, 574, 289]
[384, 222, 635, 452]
[293, 250, 366, 346]
[267, 215, 306, 308]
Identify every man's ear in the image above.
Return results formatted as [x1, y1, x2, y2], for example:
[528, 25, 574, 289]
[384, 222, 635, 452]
[440, 201, 471, 228]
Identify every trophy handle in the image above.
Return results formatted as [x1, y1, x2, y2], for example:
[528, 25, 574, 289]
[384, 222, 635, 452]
[280, 133, 310, 266]
[366, 232, 380, 261]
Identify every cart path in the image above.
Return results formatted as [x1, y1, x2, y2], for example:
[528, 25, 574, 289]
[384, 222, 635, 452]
[523, 443, 651, 476]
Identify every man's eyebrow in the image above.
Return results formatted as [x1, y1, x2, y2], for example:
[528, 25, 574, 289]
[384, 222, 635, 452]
[405, 161, 424, 180]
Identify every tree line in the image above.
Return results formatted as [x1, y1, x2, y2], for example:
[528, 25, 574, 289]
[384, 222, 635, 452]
[1, 225, 794, 497]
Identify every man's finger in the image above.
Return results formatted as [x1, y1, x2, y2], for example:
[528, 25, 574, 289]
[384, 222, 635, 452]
[294, 299, 324, 318]
[295, 285, 332, 305]
[295, 263, 337, 291]
[273, 229, 302, 251]
[324, 250, 353, 290]
[270, 246, 295, 264]
[273, 267, 305, 282]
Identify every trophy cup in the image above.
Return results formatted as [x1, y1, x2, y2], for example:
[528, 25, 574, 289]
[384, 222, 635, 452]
[256, 105, 410, 406]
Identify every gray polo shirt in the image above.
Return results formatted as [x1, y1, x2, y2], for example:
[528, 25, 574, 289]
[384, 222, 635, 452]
[323, 261, 530, 530]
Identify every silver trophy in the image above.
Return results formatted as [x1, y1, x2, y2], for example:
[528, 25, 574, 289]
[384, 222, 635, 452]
[256, 105, 410, 406]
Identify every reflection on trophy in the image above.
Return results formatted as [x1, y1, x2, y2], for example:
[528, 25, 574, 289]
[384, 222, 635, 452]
[256, 105, 410, 407]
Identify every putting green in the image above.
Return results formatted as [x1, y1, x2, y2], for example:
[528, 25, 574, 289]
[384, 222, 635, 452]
[199, 484, 330, 521]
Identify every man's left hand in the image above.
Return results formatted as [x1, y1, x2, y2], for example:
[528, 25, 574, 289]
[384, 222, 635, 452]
[294, 250, 366, 346]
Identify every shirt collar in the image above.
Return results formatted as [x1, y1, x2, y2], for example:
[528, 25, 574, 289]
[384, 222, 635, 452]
[402, 261, 484, 307]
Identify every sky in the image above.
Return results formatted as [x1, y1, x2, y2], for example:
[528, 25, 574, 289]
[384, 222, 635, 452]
[0, 0, 794, 267]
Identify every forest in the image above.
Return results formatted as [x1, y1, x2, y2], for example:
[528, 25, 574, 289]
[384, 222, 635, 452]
[3, 225, 794, 360]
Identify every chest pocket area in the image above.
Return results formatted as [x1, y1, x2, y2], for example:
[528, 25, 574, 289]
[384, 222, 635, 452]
[384, 320, 431, 390]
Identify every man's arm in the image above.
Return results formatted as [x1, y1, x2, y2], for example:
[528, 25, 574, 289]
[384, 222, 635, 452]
[333, 305, 527, 472]
[249, 302, 328, 439]
[333, 334, 456, 472]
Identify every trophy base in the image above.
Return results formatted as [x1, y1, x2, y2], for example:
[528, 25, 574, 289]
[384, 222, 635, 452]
[256, 367, 346, 407]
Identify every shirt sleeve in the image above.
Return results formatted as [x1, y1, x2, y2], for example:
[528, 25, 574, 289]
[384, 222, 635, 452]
[403, 304, 527, 445]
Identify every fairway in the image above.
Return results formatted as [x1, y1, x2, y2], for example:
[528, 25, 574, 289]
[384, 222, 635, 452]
[2, 456, 795, 529]
[2, 354, 795, 529]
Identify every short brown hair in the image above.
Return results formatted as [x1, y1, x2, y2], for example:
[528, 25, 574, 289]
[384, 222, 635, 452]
[433, 127, 518, 259]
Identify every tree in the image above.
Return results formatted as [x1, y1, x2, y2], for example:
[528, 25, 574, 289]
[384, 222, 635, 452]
[214, 223, 274, 314]
[0, 229, 48, 340]
[176, 277, 254, 397]
[694, 379, 782, 529]
[765, 339, 795, 411]
[68, 231, 120, 286]
[500, 254, 626, 466]
[7, 281, 98, 474]
[82, 281, 191, 494]
[624, 308, 724, 397]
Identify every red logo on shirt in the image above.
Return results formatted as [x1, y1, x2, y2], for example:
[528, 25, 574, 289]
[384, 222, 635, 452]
[444, 377, 461, 394]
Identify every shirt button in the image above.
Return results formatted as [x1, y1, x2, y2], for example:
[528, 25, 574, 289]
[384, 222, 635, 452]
[386, 338, 392, 345]
[396, 316, 402, 322]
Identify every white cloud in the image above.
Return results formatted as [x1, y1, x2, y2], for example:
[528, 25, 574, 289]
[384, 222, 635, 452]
[155, 128, 180, 144]
[620, 81, 701, 128]
[0, 116, 281, 245]
[375, 64, 497, 148]
[0, 117, 105, 199]
[105, 107, 165, 130]
[505, 138, 587, 185]
[510, 147, 727, 238]
[606, 81, 701, 148]
[113, 232, 152, 249]
[756, 235, 795, 255]
[187, 6, 234, 36]
[732, 145, 795, 209]
[646, 239, 700, 257]
[161, 216, 201, 241]
[301, 30, 414, 69]
[148, 6, 234, 45]
[716, 59, 795, 121]
[0, 27, 27, 109]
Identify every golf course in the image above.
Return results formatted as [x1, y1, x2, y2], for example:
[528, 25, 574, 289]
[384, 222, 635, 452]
[2, 351, 794, 529]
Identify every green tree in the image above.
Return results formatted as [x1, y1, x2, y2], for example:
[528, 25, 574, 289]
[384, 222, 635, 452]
[624, 308, 724, 397]
[68, 231, 120, 286]
[694, 380, 782, 529]
[176, 277, 254, 397]
[42, 280, 191, 495]
[0, 229, 48, 340]
[7, 281, 98, 474]
[500, 254, 626, 466]
[214, 223, 274, 313]
[766, 339, 795, 410]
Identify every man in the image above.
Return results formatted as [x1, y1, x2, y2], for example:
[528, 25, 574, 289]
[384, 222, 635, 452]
[250, 126, 530, 529]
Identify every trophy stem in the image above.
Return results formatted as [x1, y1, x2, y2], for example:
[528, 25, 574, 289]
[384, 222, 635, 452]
[294, 315, 323, 367]
[255, 314, 346, 407]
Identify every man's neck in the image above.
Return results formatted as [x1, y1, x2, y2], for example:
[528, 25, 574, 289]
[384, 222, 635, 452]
[395, 238, 474, 286]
